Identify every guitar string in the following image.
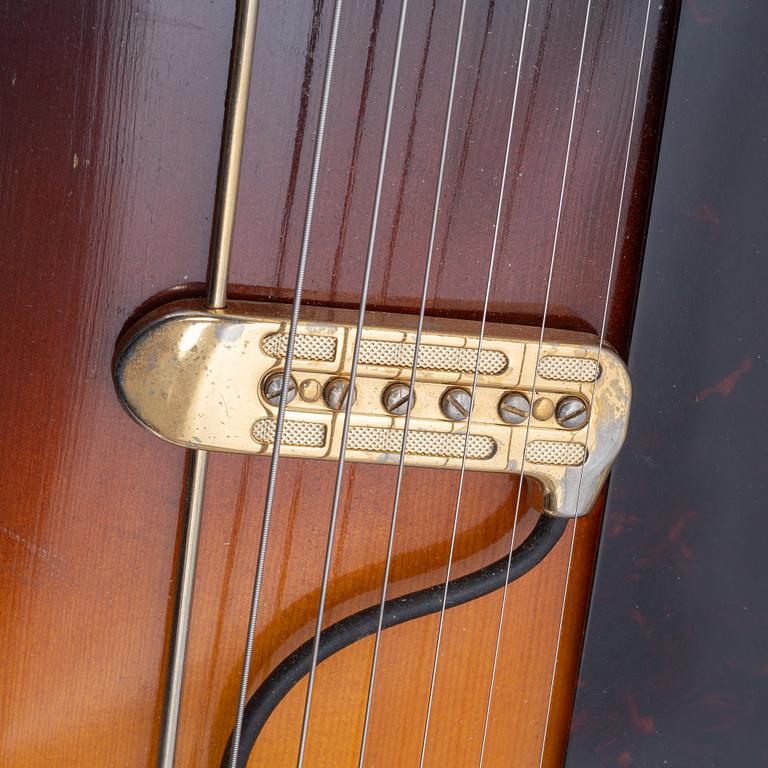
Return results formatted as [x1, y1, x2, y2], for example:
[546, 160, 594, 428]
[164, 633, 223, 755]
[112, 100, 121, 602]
[536, 3, 653, 765]
[475, 0, 594, 761]
[227, 1, 345, 764]
[228, 2, 648, 765]
[416, 2, 533, 764]
[295, 2, 410, 765]
[355, 2, 468, 766]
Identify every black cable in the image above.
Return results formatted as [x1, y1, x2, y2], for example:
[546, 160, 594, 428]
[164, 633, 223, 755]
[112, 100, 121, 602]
[222, 511, 567, 767]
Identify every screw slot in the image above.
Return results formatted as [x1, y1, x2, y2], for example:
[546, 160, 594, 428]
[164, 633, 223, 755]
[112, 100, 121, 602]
[498, 391, 530, 425]
[261, 371, 297, 407]
[440, 387, 472, 422]
[323, 377, 357, 411]
[382, 382, 413, 416]
[555, 395, 589, 430]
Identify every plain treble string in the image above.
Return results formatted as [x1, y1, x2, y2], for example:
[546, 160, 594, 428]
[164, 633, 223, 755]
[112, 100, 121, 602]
[536, 2, 653, 766]
[227, 2, 345, 766]
[417, 2, 533, 766]
[295, 2, 410, 766]
[355, 2, 468, 766]
[476, 0, 595, 763]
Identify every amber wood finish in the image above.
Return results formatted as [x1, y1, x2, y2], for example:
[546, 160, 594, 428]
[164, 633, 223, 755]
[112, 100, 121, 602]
[0, 2, 678, 766]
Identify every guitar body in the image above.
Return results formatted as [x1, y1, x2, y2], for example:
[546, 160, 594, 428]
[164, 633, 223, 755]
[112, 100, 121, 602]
[568, 3, 768, 765]
[1, 2, 678, 766]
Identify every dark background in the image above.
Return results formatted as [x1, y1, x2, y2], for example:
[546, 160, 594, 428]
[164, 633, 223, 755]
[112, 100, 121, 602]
[566, 1, 768, 765]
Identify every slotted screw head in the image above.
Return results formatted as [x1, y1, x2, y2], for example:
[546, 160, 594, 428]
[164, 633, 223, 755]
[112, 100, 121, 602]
[261, 371, 297, 406]
[555, 395, 590, 430]
[440, 387, 472, 422]
[382, 382, 414, 416]
[498, 391, 530, 425]
[323, 377, 357, 411]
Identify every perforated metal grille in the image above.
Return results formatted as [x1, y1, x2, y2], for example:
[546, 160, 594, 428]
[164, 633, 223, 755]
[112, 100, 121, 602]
[261, 333, 337, 362]
[525, 441, 586, 466]
[347, 427, 497, 460]
[538, 355, 600, 383]
[358, 340, 507, 375]
[250, 418, 327, 448]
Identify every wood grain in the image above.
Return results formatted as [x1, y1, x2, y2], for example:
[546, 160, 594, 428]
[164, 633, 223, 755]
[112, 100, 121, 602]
[0, 1, 678, 766]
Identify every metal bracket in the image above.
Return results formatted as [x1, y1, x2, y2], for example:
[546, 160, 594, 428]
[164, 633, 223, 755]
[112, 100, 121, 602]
[114, 300, 631, 518]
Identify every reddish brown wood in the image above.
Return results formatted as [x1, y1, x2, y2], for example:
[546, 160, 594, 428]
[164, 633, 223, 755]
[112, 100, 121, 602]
[0, 1, 678, 766]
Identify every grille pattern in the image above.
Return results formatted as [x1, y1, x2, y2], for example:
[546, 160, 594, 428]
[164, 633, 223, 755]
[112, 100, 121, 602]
[261, 333, 337, 362]
[347, 426, 497, 460]
[538, 355, 600, 383]
[250, 418, 327, 448]
[358, 339, 507, 375]
[526, 441, 586, 466]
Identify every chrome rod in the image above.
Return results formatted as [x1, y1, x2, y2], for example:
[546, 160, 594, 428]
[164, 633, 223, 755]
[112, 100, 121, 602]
[158, 1, 261, 765]
[208, 0, 261, 311]
[158, 450, 209, 768]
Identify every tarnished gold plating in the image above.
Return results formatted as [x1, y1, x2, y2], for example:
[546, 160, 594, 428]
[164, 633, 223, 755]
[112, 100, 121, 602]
[114, 300, 631, 518]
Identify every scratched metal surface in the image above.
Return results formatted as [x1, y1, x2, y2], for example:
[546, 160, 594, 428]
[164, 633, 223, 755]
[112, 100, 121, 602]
[566, 1, 768, 765]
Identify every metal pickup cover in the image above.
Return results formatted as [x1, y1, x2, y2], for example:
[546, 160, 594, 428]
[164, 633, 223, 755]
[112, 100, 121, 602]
[114, 300, 631, 518]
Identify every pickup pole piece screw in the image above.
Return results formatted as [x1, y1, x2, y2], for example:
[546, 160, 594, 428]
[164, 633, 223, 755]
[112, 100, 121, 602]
[498, 391, 530, 425]
[441, 387, 472, 421]
[555, 395, 590, 429]
[324, 377, 356, 411]
[262, 371, 297, 406]
[382, 382, 413, 416]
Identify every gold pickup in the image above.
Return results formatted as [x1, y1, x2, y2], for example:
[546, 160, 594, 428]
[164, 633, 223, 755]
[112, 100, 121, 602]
[114, 300, 631, 518]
